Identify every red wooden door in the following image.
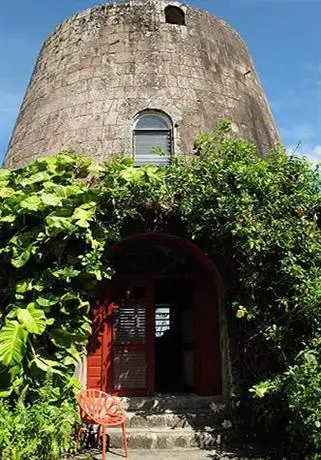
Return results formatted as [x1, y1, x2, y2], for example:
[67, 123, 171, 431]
[106, 277, 154, 396]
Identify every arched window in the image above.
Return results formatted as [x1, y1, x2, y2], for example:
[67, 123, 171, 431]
[133, 112, 172, 165]
[165, 5, 186, 26]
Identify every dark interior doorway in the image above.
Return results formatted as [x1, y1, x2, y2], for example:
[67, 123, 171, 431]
[154, 279, 195, 393]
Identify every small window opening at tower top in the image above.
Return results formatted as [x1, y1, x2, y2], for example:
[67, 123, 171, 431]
[165, 5, 186, 26]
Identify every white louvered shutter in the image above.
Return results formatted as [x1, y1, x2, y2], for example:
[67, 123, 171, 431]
[133, 113, 172, 165]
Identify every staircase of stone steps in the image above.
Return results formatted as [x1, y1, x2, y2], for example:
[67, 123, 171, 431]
[106, 395, 232, 451]
[84, 395, 270, 459]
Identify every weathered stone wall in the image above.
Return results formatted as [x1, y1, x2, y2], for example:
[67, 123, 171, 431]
[4, 0, 279, 168]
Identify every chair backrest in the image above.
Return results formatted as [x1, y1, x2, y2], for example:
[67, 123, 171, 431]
[77, 389, 126, 426]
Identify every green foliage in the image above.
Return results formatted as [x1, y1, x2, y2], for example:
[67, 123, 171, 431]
[0, 153, 102, 396]
[0, 378, 79, 459]
[0, 126, 321, 455]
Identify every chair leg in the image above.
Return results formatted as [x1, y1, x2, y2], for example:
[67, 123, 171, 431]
[96, 424, 101, 448]
[76, 424, 82, 451]
[102, 426, 107, 460]
[121, 423, 128, 458]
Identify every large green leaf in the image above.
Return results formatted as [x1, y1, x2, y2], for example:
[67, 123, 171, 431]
[30, 355, 66, 376]
[0, 168, 11, 181]
[62, 346, 81, 366]
[0, 187, 15, 198]
[49, 329, 74, 348]
[73, 203, 96, 228]
[17, 305, 47, 335]
[11, 244, 33, 268]
[0, 213, 16, 223]
[20, 195, 42, 211]
[40, 193, 62, 207]
[27, 171, 52, 184]
[15, 281, 30, 294]
[0, 321, 28, 366]
[120, 167, 143, 182]
[45, 215, 74, 233]
[50, 328, 87, 349]
[36, 295, 59, 308]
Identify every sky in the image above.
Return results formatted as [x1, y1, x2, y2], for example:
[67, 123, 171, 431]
[0, 0, 320, 164]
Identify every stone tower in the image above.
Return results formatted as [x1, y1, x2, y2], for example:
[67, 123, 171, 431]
[4, 0, 279, 168]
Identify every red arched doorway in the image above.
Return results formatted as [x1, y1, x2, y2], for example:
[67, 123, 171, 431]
[87, 234, 223, 396]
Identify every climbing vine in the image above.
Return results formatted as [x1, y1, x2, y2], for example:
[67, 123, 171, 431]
[0, 123, 321, 456]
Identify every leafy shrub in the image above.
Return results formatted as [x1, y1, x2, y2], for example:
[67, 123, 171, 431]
[0, 123, 320, 455]
[250, 344, 321, 458]
[0, 379, 79, 459]
[0, 153, 98, 396]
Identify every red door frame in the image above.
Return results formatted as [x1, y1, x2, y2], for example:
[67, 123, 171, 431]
[87, 233, 223, 396]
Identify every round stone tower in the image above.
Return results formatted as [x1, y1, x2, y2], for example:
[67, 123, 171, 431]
[4, 0, 279, 168]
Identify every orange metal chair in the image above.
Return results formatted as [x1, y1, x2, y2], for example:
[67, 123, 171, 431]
[76, 389, 128, 459]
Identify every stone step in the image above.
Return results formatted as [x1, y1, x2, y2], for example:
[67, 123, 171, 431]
[91, 448, 269, 460]
[92, 449, 209, 460]
[89, 447, 269, 460]
[126, 410, 228, 429]
[106, 426, 228, 450]
[118, 395, 225, 412]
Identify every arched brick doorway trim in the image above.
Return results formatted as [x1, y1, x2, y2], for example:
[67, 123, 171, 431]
[112, 233, 223, 295]
[87, 233, 223, 396]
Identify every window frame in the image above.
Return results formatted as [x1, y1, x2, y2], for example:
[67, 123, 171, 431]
[133, 111, 173, 166]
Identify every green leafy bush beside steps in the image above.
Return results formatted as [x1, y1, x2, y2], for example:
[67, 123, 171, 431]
[0, 153, 98, 396]
[0, 122, 321, 456]
[0, 380, 79, 460]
